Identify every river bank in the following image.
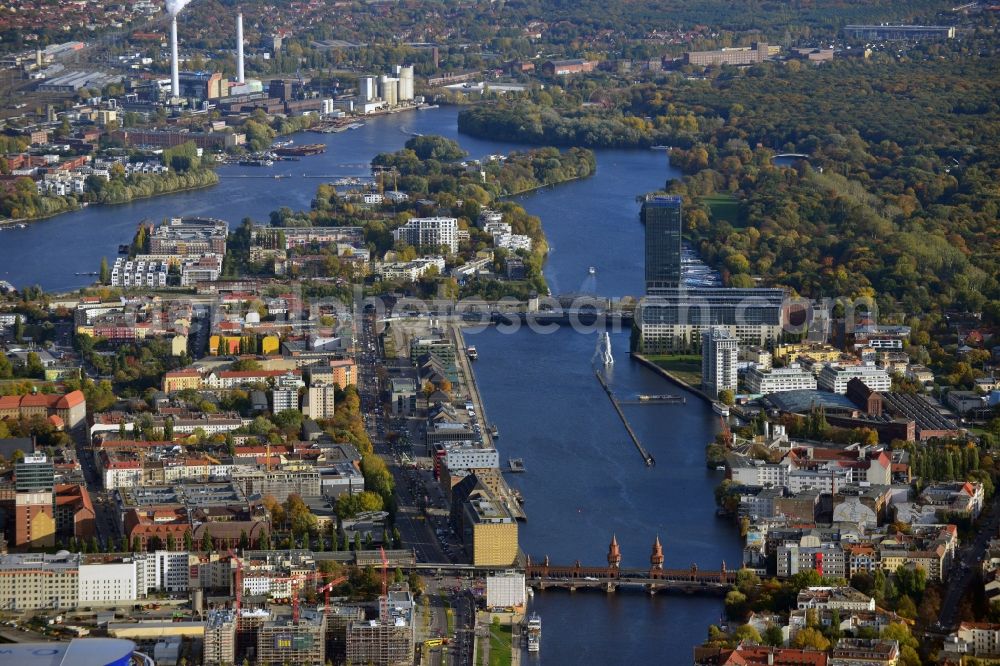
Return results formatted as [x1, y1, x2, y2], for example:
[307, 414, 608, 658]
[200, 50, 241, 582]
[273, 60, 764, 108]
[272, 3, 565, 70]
[0, 172, 219, 229]
[632, 352, 715, 404]
[0, 106, 735, 663]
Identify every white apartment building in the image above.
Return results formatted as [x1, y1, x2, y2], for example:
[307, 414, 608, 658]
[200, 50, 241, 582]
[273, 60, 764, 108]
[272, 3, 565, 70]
[78, 560, 138, 604]
[392, 217, 458, 253]
[493, 231, 533, 253]
[703, 327, 738, 399]
[135, 550, 190, 594]
[180, 254, 224, 286]
[945, 622, 1000, 659]
[103, 462, 143, 490]
[110, 257, 169, 288]
[818, 363, 891, 394]
[377, 256, 446, 282]
[745, 364, 818, 394]
[478, 209, 503, 228]
[443, 445, 499, 471]
[728, 457, 793, 488]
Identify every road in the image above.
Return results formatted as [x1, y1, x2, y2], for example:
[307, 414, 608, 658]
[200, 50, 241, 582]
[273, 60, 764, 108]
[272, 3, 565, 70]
[356, 311, 453, 564]
[938, 495, 1000, 629]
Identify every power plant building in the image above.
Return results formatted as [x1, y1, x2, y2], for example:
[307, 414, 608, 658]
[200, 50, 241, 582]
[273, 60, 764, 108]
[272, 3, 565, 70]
[359, 76, 378, 103]
[379, 75, 399, 106]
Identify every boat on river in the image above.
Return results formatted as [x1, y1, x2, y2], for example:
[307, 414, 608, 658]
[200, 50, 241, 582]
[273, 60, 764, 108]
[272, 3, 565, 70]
[526, 614, 541, 652]
[712, 401, 730, 417]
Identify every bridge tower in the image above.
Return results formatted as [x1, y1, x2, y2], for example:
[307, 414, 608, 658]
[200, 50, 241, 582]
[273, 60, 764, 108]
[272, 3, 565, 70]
[650, 535, 663, 570]
[607, 534, 621, 569]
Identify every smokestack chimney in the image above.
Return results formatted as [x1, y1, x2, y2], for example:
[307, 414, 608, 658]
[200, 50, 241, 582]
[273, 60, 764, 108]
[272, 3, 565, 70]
[236, 12, 245, 84]
[170, 15, 180, 98]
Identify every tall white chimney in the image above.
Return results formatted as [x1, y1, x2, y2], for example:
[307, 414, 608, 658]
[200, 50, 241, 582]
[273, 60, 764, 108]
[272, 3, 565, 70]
[236, 12, 245, 84]
[170, 15, 180, 98]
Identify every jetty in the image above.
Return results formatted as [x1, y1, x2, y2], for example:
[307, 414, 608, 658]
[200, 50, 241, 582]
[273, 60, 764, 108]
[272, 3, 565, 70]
[594, 370, 655, 466]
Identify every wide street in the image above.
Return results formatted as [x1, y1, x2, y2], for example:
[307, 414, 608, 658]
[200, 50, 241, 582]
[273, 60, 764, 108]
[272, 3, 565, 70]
[938, 495, 1000, 629]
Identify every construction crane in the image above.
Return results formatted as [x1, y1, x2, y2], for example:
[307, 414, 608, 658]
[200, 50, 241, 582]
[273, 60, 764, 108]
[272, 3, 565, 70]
[268, 571, 349, 623]
[379, 546, 389, 621]
[227, 549, 244, 629]
[317, 573, 349, 615]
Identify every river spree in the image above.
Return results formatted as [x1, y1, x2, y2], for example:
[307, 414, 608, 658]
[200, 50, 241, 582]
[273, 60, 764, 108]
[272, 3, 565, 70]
[0, 107, 739, 661]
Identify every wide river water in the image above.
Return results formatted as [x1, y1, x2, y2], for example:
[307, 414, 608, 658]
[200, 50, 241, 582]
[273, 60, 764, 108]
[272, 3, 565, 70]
[0, 107, 739, 662]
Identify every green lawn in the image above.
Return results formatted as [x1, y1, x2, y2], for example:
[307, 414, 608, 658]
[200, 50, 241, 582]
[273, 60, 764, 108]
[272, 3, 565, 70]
[700, 193, 742, 226]
[489, 624, 514, 666]
[645, 354, 702, 387]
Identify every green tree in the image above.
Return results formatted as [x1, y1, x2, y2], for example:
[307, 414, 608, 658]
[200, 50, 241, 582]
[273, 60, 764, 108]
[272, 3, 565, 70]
[99, 257, 110, 284]
[184, 530, 194, 551]
[792, 627, 830, 651]
[733, 624, 761, 644]
[763, 625, 784, 647]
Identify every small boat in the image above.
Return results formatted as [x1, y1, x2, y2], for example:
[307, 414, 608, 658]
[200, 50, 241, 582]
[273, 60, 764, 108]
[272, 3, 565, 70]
[650, 145, 671, 151]
[466, 346, 478, 360]
[508, 458, 524, 473]
[489, 424, 498, 438]
[588, 266, 596, 275]
[637, 394, 685, 403]
[16, 223, 26, 229]
[526, 614, 541, 652]
[712, 402, 730, 417]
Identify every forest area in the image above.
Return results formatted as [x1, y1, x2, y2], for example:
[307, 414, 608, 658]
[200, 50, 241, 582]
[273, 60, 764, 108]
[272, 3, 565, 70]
[460, 34, 1000, 331]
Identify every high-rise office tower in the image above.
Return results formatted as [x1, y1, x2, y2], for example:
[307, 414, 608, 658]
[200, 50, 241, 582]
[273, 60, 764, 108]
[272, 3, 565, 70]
[643, 195, 683, 294]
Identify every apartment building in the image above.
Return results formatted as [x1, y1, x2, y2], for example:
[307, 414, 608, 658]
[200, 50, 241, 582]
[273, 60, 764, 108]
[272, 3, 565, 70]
[703, 327, 738, 399]
[392, 217, 458, 253]
[745, 364, 818, 394]
[818, 363, 891, 394]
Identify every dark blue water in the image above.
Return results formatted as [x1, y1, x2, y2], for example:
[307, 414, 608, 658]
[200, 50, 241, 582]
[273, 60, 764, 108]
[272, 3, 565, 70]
[0, 107, 737, 662]
[467, 326, 738, 663]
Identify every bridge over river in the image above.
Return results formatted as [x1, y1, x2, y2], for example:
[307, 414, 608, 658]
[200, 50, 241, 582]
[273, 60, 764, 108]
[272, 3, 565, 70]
[524, 536, 736, 595]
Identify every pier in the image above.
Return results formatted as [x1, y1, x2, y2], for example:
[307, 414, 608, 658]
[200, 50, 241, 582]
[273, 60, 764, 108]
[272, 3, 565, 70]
[594, 370, 655, 466]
